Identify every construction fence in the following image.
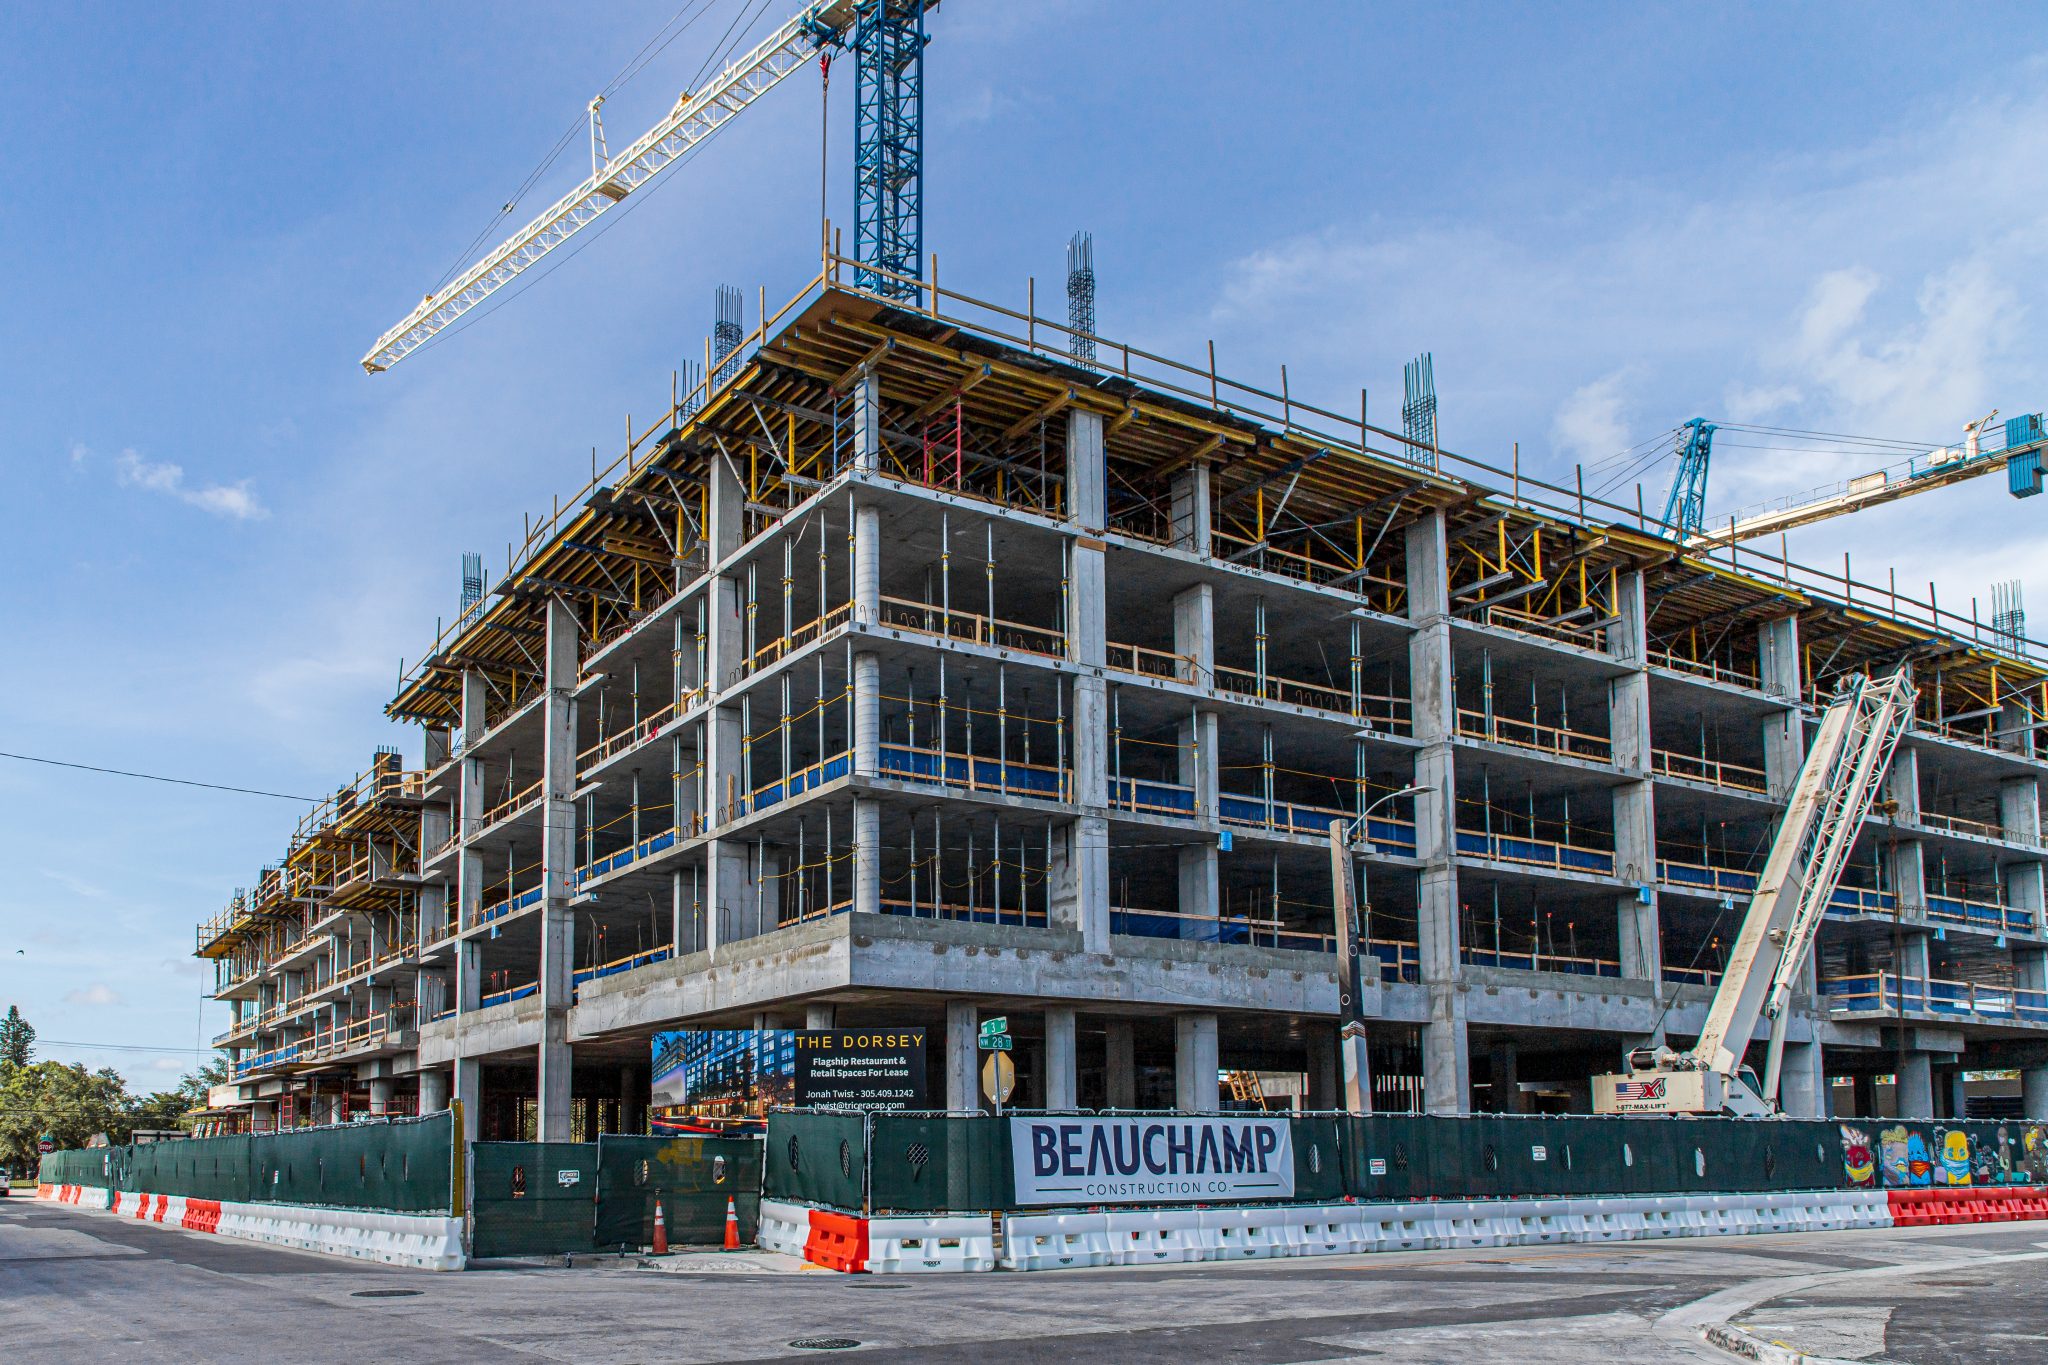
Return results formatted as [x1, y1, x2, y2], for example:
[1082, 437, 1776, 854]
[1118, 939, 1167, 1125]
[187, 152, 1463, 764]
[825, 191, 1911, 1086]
[470, 1133, 761, 1259]
[766, 1111, 2048, 1214]
[36, 1111, 455, 1213]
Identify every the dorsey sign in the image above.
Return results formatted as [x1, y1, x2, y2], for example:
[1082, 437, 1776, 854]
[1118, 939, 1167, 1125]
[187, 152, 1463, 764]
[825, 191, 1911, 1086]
[1009, 1117, 1295, 1205]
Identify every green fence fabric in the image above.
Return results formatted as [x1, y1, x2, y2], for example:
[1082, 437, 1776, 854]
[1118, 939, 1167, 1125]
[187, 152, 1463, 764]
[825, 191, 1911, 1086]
[1289, 1115, 1346, 1203]
[471, 1141, 598, 1259]
[764, 1111, 869, 1210]
[869, 1113, 1009, 1213]
[593, 1134, 761, 1248]
[35, 1113, 454, 1213]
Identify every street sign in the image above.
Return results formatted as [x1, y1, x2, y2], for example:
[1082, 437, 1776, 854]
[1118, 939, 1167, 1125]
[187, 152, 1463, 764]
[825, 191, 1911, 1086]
[979, 1017, 1008, 1039]
[981, 1052, 1016, 1106]
[977, 1033, 1013, 1051]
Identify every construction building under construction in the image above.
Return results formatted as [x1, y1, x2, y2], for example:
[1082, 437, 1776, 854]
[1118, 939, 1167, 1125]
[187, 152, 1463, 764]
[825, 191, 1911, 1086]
[196, 248, 2048, 1137]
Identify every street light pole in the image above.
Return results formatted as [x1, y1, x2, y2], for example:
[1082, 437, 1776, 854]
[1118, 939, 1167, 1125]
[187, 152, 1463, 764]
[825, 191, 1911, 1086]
[1329, 784, 1432, 1115]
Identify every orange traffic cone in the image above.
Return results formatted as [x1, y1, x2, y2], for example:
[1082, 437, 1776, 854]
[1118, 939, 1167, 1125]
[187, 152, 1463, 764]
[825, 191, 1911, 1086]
[723, 1195, 740, 1251]
[652, 1199, 669, 1255]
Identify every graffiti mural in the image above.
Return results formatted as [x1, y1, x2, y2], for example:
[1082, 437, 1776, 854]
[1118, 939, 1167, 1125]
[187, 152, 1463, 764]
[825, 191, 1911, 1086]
[1839, 1125, 1876, 1188]
[1937, 1128, 1973, 1186]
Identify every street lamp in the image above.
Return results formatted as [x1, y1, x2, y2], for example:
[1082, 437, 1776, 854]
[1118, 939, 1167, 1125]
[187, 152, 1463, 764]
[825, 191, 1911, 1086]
[1328, 784, 1432, 1115]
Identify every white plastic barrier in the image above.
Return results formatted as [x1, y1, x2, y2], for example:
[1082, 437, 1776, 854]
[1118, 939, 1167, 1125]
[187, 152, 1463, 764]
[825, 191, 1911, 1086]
[755, 1199, 812, 1259]
[1002, 1212, 1114, 1270]
[867, 1215, 997, 1273]
[1201, 1204, 1311, 1260]
[1502, 1198, 1576, 1245]
[1367, 1202, 1442, 1252]
[1295, 1206, 1366, 1257]
[1102, 1208, 1209, 1265]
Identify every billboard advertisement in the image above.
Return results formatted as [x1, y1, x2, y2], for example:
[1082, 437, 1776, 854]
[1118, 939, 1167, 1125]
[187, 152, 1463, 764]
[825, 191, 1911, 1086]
[651, 1027, 927, 1119]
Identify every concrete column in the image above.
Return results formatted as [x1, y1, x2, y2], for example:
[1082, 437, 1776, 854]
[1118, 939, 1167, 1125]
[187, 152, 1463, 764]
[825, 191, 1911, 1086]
[853, 503, 883, 630]
[851, 369, 881, 474]
[1779, 1041, 1826, 1118]
[455, 669, 488, 936]
[1169, 461, 1212, 555]
[1487, 1043, 1520, 1114]
[2023, 1063, 2048, 1121]
[1406, 508, 1468, 1114]
[536, 596, 579, 1143]
[1305, 1029, 1338, 1111]
[454, 938, 483, 1013]
[1104, 1019, 1137, 1109]
[1896, 1050, 1935, 1118]
[945, 1000, 978, 1112]
[853, 799, 881, 915]
[1065, 410, 1111, 954]
[1609, 570, 1661, 997]
[615, 1063, 641, 1136]
[418, 1068, 449, 1114]
[852, 650, 881, 776]
[368, 1078, 394, 1116]
[2001, 696, 2038, 759]
[2001, 778, 2045, 934]
[702, 449, 749, 954]
[805, 1003, 836, 1029]
[1177, 706, 1220, 934]
[1173, 582, 1214, 685]
[1044, 1007, 1077, 1110]
[1759, 615, 1803, 798]
[1174, 1013, 1220, 1113]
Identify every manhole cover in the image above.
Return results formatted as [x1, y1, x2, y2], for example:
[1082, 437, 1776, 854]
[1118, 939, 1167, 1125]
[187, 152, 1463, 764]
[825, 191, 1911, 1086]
[789, 1337, 862, 1350]
[351, 1289, 423, 1299]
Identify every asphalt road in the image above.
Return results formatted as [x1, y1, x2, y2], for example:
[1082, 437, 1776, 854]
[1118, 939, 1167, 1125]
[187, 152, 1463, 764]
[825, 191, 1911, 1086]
[5, 1196, 2045, 1363]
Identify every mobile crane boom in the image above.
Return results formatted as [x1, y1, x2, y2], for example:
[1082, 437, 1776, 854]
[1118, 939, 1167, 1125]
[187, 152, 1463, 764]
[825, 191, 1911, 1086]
[1594, 667, 1917, 1115]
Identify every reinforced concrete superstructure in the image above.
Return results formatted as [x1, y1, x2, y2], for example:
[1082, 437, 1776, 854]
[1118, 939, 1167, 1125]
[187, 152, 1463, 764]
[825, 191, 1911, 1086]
[200, 251, 2048, 1136]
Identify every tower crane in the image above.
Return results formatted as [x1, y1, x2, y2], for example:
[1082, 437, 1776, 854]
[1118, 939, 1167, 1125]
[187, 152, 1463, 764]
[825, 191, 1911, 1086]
[360, 0, 935, 375]
[1594, 667, 1918, 1116]
[1654, 409, 2047, 550]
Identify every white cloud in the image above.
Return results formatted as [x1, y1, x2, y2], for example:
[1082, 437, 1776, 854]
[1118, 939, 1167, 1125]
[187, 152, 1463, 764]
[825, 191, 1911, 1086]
[64, 983, 122, 1007]
[1551, 372, 1634, 465]
[85, 445, 270, 520]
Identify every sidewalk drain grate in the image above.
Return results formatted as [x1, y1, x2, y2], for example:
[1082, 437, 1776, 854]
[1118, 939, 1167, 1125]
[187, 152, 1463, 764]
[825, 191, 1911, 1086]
[351, 1289, 423, 1299]
[789, 1337, 862, 1350]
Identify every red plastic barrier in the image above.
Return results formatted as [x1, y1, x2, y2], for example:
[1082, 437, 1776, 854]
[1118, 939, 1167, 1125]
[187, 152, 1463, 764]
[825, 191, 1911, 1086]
[152, 1195, 170, 1223]
[805, 1210, 870, 1274]
[182, 1199, 222, 1234]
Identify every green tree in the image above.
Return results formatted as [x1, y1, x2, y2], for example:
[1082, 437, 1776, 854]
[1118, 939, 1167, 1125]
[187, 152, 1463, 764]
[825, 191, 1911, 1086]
[0, 1006, 33, 1067]
[0, 1062, 131, 1170]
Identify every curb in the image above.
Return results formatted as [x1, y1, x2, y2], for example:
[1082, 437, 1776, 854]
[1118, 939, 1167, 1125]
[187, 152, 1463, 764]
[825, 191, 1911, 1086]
[1701, 1321, 1859, 1365]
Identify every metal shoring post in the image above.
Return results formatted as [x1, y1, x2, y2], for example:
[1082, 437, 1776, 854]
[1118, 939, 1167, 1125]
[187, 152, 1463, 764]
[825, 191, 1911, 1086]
[985, 520, 995, 647]
[964, 678, 975, 790]
[826, 804, 834, 914]
[746, 560, 759, 666]
[938, 653, 948, 789]
[1255, 596, 1269, 698]
[909, 810, 918, 918]
[797, 817, 808, 921]
[941, 509, 951, 637]
[782, 674, 793, 798]
[742, 692, 754, 807]
[1262, 724, 1275, 827]
[1112, 685, 1123, 812]
[1056, 674, 1066, 800]
[999, 663, 1008, 797]
[1350, 619, 1362, 721]
[993, 812, 1004, 924]
[934, 806, 942, 921]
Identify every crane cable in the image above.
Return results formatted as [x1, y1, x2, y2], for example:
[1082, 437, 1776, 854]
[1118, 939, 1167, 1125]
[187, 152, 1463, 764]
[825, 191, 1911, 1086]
[428, 0, 750, 295]
[406, 0, 784, 364]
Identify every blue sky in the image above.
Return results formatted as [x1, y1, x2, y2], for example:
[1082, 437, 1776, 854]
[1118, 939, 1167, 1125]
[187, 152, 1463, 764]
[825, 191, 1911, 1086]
[5, 2, 2048, 1085]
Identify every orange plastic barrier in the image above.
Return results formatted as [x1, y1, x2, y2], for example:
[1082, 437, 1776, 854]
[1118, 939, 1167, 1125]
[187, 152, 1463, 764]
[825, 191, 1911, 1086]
[805, 1210, 870, 1274]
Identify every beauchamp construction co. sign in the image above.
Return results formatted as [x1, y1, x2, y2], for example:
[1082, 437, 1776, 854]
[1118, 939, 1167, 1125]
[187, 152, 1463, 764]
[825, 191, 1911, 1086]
[1009, 1116, 1295, 1206]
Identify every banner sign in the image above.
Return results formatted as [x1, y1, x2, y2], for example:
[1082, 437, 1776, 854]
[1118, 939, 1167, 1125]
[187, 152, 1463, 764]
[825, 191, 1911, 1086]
[653, 1028, 927, 1115]
[794, 1029, 927, 1111]
[1009, 1116, 1294, 1206]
